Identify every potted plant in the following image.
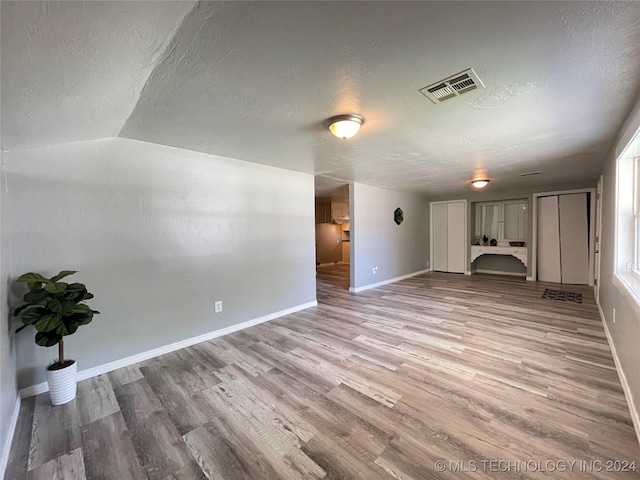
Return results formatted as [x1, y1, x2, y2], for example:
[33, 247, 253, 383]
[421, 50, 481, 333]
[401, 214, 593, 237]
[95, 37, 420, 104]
[14, 270, 99, 405]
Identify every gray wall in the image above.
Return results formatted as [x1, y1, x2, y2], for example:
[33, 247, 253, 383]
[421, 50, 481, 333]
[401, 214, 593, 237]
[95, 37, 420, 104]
[1, 151, 18, 464]
[350, 183, 429, 289]
[598, 93, 640, 427]
[430, 181, 596, 277]
[315, 223, 342, 264]
[5, 137, 317, 388]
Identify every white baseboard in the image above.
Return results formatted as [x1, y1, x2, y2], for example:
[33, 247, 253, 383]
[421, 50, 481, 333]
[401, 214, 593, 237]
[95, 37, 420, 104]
[349, 269, 429, 293]
[597, 301, 640, 446]
[317, 262, 339, 267]
[0, 395, 21, 479]
[526, 276, 535, 281]
[19, 300, 317, 399]
[474, 269, 526, 277]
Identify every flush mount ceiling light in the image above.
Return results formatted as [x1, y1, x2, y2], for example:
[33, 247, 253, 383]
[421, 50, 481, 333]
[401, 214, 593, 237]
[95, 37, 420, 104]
[325, 114, 365, 139]
[471, 179, 490, 189]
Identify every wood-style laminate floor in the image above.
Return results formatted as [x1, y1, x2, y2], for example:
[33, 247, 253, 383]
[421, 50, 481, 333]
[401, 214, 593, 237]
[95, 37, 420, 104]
[5, 267, 640, 479]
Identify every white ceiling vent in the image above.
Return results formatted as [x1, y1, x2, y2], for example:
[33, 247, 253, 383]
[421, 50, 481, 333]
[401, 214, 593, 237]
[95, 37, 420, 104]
[419, 68, 484, 104]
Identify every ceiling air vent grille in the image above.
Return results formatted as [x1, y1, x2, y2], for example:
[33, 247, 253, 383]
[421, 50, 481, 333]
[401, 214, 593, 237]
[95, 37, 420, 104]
[519, 171, 541, 177]
[420, 68, 484, 104]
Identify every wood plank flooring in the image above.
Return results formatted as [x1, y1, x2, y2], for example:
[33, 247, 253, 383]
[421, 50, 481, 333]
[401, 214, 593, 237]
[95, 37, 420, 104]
[5, 267, 640, 479]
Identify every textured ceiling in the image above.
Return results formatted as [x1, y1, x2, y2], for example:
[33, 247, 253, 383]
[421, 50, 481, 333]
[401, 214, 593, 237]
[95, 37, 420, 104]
[3, 1, 640, 195]
[1, 1, 195, 150]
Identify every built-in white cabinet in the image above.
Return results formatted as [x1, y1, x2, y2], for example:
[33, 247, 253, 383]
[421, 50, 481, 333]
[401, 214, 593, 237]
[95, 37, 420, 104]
[431, 200, 466, 273]
[471, 246, 527, 267]
[331, 202, 349, 222]
[341, 223, 350, 264]
[315, 201, 331, 224]
[315, 201, 349, 224]
[474, 199, 527, 246]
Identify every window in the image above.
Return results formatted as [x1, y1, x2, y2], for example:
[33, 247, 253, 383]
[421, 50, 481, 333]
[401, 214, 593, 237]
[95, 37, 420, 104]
[474, 199, 527, 246]
[615, 128, 640, 302]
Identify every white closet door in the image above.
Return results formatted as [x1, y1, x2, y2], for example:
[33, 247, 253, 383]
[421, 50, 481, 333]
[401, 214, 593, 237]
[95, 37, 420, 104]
[537, 196, 561, 283]
[447, 202, 465, 273]
[433, 203, 449, 272]
[559, 193, 589, 284]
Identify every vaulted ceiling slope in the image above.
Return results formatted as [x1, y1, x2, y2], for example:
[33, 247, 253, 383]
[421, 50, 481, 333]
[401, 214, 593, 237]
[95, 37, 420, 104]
[122, 1, 640, 194]
[1, 1, 195, 151]
[3, 2, 640, 194]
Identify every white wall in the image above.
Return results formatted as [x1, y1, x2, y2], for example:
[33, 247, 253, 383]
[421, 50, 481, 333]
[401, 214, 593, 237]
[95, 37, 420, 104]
[4, 137, 317, 389]
[0, 151, 18, 470]
[350, 183, 429, 289]
[598, 93, 640, 434]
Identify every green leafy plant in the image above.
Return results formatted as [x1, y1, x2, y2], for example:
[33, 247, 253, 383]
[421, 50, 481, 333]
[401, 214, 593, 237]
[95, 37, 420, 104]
[14, 270, 99, 369]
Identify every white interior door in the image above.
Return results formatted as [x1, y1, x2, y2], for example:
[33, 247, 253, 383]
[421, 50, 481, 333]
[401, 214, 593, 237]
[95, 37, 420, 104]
[447, 202, 465, 273]
[559, 193, 589, 284]
[537, 196, 562, 283]
[433, 203, 449, 272]
[595, 177, 603, 301]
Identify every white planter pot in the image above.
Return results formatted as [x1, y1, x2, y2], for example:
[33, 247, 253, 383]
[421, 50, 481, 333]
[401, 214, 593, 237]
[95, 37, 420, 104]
[46, 360, 77, 405]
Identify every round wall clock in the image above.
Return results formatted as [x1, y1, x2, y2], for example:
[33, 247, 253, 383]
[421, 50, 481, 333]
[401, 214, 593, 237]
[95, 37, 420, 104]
[394, 207, 404, 225]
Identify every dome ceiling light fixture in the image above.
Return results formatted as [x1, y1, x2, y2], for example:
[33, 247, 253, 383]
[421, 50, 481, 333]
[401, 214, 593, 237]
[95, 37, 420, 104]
[471, 179, 490, 189]
[325, 114, 365, 139]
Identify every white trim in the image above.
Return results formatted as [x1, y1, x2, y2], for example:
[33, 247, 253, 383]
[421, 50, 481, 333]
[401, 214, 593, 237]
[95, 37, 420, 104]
[19, 381, 48, 399]
[473, 269, 526, 277]
[595, 175, 603, 304]
[19, 300, 317, 399]
[532, 188, 596, 285]
[470, 245, 528, 267]
[613, 272, 640, 313]
[614, 150, 621, 287]
[0, 395, 21, 479]
[526, 276, 535, 281]
[597, 301, 640, 446]
[349, 269, 429, 293]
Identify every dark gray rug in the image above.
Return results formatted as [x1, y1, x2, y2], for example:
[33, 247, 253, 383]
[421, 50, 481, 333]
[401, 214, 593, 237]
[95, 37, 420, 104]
[542, 288, 582, 303]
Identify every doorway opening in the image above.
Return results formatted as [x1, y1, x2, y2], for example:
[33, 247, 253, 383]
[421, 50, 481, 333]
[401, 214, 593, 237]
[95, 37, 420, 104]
[314, 178, 350, 292]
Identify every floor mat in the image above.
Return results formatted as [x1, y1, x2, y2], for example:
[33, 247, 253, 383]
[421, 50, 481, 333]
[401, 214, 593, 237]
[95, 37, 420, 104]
[542, 288, 582, 303]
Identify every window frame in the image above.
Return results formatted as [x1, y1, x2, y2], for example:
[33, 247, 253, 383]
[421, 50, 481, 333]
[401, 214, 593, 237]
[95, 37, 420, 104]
[634, 157, 640, 279]
[613, 129, 640, 306]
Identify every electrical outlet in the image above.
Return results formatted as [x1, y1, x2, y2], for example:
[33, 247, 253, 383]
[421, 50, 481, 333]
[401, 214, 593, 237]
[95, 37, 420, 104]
[372, 266, 378, 274]
[613, 308, 616, 324]
[426, 261, 430, 268]
[215, 300, 223, 313]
